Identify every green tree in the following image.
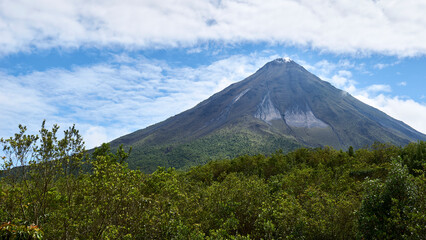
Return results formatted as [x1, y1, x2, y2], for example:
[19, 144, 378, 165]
[0, 124, 38, 223]
[1, 121, 86, 239]
[358, 158, 422, 239]
[348, 146, 354, 157]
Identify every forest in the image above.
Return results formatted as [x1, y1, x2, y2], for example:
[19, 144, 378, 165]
[0, 123, 425, 239]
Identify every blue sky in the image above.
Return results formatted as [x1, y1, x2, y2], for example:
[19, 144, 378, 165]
[1, 0, 426, 149]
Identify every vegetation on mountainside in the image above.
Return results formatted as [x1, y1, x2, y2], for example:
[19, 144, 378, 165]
[128, 127, 302, 173]
[1, 123, 425, 239]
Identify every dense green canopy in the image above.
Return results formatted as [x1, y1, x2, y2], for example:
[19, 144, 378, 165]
[1, 123, 425, 239]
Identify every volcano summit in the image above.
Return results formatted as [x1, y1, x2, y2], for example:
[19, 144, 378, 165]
[111, 58, 426, 172]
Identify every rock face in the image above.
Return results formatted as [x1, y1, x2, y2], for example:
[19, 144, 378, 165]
[284, 107, 329, 129]
[111, 58, 426, 172]
[254, 92, 282, 123]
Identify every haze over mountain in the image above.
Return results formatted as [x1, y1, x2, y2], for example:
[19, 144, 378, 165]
[111, 58, 426, 172]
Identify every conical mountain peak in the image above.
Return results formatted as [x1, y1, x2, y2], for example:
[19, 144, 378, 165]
[111, 59, 426, 172]
[261, 57, 299, 69]
[273, 57, 293, 63]
[253, 58, 312, 83]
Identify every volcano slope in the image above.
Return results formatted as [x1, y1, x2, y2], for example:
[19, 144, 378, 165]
[110, 58, 426, 172]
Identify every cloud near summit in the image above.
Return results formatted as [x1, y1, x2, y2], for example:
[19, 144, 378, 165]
[2, 0, 426, 56]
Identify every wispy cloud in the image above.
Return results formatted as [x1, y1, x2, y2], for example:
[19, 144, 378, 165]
[1, 0, 426, 56]
[0, 53, 278, 148]
[374, 60, 401, 70]
[365, 84, 392, 93]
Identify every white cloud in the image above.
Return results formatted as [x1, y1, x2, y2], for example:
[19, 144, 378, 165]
[355, 94, 426, 134]
[337, 81, 426, 134]
[365, 84, 392, 93]
[303, 59, 426, 134]
[0, 53, 277, 148]
[374, 63, 387, 70]
[328, 70, 355, 89]
[310, 66, 357, 93]
[1, 0, 426, 56]
[374, 60, 401, 69]
[83, 126, 108, 149]
[398, 81, 407, 86]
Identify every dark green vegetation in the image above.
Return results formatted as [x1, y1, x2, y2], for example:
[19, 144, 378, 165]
[128, 127, 301, 173]
[1, 123, 425, 239]
[111, 59, 426, 172]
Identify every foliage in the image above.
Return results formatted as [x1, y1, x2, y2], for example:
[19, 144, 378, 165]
[1, 123, 425, 239]
[126, 128, 302, 173]
[0, 222, 43, 240]
[358, 158, 424, 239]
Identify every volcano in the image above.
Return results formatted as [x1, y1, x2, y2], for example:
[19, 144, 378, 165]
[111, 58, 426, 172]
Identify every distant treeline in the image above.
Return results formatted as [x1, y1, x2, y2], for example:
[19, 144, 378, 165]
[0, 123, 425, 239]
